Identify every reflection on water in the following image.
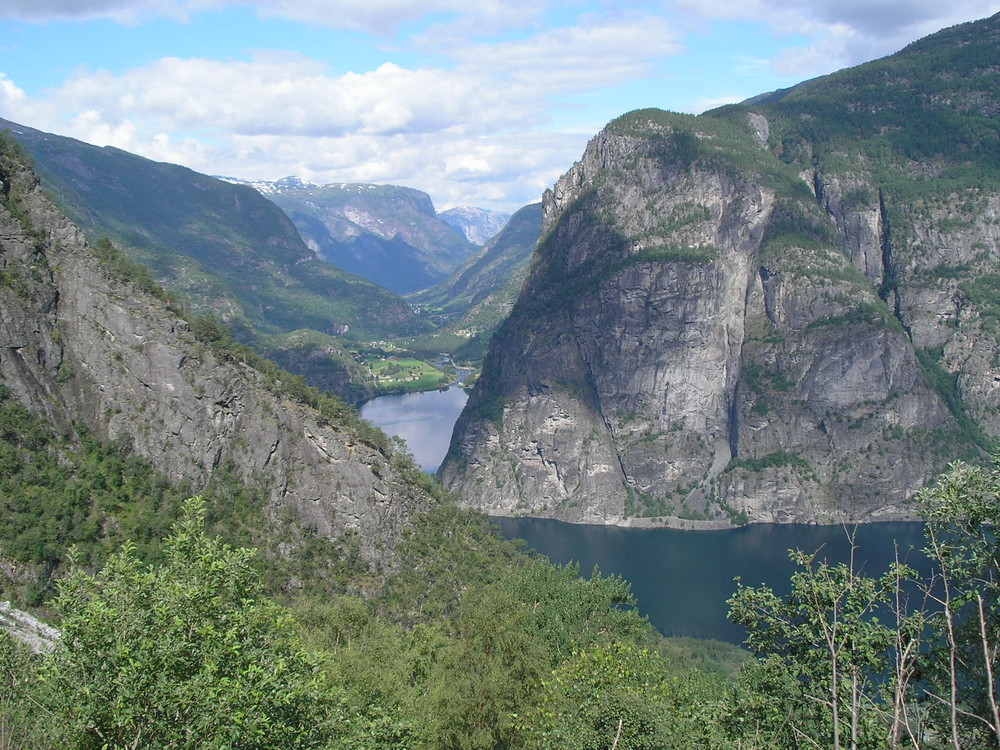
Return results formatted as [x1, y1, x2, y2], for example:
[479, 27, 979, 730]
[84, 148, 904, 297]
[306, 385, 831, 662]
[494, 517, 931, 642]
[360, 386, 470, 473]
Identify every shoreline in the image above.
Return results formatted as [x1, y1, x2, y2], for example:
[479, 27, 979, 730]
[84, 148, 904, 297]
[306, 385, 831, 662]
[482, 508, 922, 532]
[358, 366, 475, 406]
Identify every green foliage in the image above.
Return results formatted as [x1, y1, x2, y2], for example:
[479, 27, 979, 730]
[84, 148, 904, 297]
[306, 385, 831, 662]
[0, 131, 32, 168]
[728, 456, 1000, 749]
[91, 236, 173, 305]
[727, 450, 814, 479]
[466, 390, 506, 429]
[961, 273, 1000, 329]
[608, 108, 813, 200]
[317, 502, 675, 750]
[0, 383, 182, 575]
[519, 642, 730, 750]
[623, 243, 719, 266]
[917, 459, 1000, 746]
[915, 346, 994, 454]
[37, 498, 327, 750]
[0, 131, 45, 248]
[366, 356, 449, 392]
[381, 503, 527, 623]
[729, 549, 907, 749]
[425, 584, 549, 749]
[0, 631, 41, 749]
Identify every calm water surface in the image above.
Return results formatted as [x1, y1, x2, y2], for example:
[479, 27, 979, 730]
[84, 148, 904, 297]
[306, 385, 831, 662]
[360, 385, 469, 472]
[493, 517, 931, 642]
[361, 388, 930, 643]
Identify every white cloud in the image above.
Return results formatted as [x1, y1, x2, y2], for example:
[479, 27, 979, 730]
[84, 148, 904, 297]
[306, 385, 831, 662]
[20, 55, 533, 140]
[684, 94, 750, 113]
[669, 0, 1000, 76]
[0, 73, 28, 106]
[0, 0, 550, 34]
[454, 14, 681, 92]
[0, 44, 598, 210]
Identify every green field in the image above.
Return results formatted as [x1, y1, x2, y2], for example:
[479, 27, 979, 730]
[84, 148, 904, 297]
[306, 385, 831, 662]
[365, 356, 450, 391]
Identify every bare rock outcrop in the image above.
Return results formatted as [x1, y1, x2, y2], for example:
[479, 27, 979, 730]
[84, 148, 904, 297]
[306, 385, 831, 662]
[442, 108, 992, 526]
[0, 150, 431, 562]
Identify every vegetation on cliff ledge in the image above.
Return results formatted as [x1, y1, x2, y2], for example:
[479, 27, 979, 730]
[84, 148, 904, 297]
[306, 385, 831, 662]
[2, 458, 1000, 749]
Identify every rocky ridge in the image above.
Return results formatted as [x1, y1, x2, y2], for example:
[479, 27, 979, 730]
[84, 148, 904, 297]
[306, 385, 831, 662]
[245, 178, 478, 294]
[0, 147, 433, 561]
[438, 206, 512, 246]
[442, 15, 1000, 526]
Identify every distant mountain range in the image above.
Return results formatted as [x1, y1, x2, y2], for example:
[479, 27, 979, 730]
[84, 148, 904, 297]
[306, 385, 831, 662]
[1, 117, 536, 399]
[438, 206, 512, 245]
[0, 120, 424, 339]
[224, 176, 479, 295]
[0, 119, 444, 400]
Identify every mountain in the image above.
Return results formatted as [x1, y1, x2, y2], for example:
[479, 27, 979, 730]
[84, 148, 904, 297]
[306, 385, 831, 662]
[0, 134, 435, 568]
[411, 203, 542, 357]
[442, 13, 1000, 527]
[1, 120, 423, 341]
[438, 206, 512, 245]
[230, 177, 478, 295]
[0, 119, 435, 401]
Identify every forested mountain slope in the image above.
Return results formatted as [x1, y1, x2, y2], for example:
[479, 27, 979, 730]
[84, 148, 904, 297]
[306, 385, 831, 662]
[0, 135, 435, 574]
[1, 119, 431, 401]
[411, 202, 543, 361]
[443, 13, 1000, 526]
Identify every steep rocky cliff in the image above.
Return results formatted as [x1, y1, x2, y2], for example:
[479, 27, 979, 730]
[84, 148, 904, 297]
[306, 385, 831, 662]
[442, 14, 1000, 526]
[0, 140, 433, 561]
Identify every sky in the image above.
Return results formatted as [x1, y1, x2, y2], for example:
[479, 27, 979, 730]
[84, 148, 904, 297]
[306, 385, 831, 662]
[1, 1, 999, 212]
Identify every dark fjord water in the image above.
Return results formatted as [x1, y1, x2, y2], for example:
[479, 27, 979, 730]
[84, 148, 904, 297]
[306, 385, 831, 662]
[493, 517, 929, 642]
[361, 388, 930, 642]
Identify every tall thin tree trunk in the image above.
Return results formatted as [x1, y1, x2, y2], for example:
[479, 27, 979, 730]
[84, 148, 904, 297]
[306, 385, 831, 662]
[976, 592, 1000, 746]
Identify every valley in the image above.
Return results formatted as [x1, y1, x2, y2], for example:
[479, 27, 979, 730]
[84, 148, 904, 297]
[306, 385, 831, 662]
[2, 9, 1000, 749]
[2, 117, 536, 405]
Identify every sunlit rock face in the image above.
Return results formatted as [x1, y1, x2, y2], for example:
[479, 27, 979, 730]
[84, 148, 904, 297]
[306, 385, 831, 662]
[443, 92, 999, 526]
[0, 153, 431, 563]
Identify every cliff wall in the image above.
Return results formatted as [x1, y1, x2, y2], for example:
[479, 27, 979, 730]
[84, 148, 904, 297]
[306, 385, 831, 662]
[442, 106, 996, 525]
[0, 148, 431, 560]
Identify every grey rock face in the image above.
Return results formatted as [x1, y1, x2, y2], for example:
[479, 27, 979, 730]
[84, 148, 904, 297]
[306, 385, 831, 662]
[442, 111, 991, 526]
[0, 601, 59, 653]
[0, 159, 430, 561]
[250, 179, 477, 294]
[438, 206, 512, 246]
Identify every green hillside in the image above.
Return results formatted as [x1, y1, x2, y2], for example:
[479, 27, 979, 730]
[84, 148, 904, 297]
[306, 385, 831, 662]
[411, 202, 543, 363]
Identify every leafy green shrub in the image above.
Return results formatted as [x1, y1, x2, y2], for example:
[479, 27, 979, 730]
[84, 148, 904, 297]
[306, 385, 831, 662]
[38, 498, 328, 750]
